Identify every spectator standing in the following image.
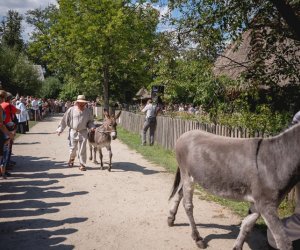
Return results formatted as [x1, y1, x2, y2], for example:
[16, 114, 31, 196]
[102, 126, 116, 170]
[16, 98, 29, 134]
[141, 98, 160, 146]
[31, 97, 40, 121]
[56, 95, 95, 171]
[65, 100, 72, 111]
[0, 91, 16, 178]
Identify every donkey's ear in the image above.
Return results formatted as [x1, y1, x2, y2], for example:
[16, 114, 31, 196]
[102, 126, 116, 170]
[103, 109, 110, 119]
[115, 111, 121, 119]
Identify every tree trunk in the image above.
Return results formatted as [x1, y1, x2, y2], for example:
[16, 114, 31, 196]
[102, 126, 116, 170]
[102, 65, 109, 110]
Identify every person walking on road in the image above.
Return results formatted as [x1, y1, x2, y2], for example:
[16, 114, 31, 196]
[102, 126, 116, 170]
[56, 95, 95, 171]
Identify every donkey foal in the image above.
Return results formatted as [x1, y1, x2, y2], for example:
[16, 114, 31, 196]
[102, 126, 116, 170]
[88, 110, 121, 171]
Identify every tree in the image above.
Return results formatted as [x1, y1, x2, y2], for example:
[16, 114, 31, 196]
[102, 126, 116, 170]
[0, 45, 41, 95]
[166, 0, 300, 85]
[27, 0, 159, 105]
[39, 77, 62, 99]
[0, 10, 24, 51]
[26, 5, 58, 76]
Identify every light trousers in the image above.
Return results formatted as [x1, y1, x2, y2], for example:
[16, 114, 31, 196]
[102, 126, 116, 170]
[68, 129, 88, 165]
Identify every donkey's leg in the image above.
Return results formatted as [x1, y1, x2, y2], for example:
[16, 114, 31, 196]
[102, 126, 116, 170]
[107, 145, 112, 172]
[89, 144, 92, 161]
[182, 178, 206, 249]
[168, 184, 183, 227]
[260, 206, 292, 250]
[233, 210, 260, 250]
[99, 148, 103, 170]
[93, 146, 98, 164]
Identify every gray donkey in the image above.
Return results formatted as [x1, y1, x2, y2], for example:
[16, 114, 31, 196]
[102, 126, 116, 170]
[88, 110, 121, 171]
[168, 123, 300, 250]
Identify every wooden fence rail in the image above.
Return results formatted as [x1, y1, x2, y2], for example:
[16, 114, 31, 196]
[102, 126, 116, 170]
[94, 109, 295, 203]
[118, 111, 267, 150]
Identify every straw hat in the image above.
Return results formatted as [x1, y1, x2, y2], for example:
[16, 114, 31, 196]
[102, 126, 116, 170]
[76, 95, 88, 103]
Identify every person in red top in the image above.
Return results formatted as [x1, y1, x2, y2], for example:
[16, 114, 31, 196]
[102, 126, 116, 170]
[0, 92, 20, 174]
[1, 93, 20, 124]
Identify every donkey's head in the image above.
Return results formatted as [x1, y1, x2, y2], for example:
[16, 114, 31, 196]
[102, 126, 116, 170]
[103, 110, 122, 140]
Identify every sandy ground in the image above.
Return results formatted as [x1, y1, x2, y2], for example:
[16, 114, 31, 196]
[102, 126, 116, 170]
[0, 115, 268, 250]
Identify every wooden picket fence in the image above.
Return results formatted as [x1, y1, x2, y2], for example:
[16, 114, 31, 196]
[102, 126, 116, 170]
[118, 111, 267, 150]
[117, 110, 297, 204]
[91, 109, 295, 203]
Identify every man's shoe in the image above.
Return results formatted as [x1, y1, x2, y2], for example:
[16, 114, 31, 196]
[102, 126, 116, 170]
[68, 158, 75, 167]
[79, 164, 86, 171]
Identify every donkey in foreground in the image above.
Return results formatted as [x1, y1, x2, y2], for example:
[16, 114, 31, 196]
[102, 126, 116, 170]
[88, 110, 121, 171]
[168, 124, 300, 250]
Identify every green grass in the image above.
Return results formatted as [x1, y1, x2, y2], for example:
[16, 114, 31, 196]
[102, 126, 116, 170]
[118, 126, 294, 228]
[118, 126, 177, 172]
[14, 120, 38, 139]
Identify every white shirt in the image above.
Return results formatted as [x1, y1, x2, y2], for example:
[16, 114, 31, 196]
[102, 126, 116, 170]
[16, 102, 29, 123]
[31, 99, 39, 110]
[142, 103, 157, 118]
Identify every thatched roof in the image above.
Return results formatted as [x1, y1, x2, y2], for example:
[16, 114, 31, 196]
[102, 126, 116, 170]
[213, 29, 300, 86]
[135, 87, 151, 100]
[213, 30, 252, 80]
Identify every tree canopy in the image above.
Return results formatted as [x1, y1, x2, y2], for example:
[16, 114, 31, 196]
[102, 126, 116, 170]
[166, 0, 300, 85]
[26, 0, 160, 105]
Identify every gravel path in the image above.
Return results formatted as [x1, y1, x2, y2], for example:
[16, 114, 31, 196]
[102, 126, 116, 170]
[0, 115, 267, 250]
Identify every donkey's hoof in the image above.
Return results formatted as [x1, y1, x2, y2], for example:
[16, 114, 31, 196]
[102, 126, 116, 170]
[89, 157, 92, 161]
[108, 167, 111, 172]
[167, 218, 174, 227]
[196, 239, 206, 249]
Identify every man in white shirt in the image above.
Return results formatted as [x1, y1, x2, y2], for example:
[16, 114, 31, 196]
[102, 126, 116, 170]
[141, 98, 160, 146]
[56, 95, 95, 171]
[31, 97, 40, 120]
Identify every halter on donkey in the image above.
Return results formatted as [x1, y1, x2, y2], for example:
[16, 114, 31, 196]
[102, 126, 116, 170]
[88, 110, 121, 171]
[168, 123, 300, 250]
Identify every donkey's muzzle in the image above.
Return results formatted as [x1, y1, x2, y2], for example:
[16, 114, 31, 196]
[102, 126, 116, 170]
[111, 131, 117, 140]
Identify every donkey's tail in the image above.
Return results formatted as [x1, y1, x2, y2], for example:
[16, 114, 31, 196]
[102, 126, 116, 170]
[169, 167, 181, 201]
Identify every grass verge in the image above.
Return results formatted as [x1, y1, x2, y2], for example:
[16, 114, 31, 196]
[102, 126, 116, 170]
[118, 126, 294, 228]
[14, 120, 38, 139]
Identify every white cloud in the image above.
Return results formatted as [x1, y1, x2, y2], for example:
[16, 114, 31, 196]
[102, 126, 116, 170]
[0, 0, 57, 16]
[0, 0, 58, 41]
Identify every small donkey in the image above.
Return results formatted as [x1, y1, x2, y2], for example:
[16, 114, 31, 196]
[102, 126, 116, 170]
[88, 110, 121, 171]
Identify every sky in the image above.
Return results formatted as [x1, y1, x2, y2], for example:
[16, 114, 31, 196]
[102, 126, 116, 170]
[0, 0, 58, 40]
[0, 0, 174, 41]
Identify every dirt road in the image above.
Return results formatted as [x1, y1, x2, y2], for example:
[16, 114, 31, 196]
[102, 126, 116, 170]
[0, 115, 267, 250]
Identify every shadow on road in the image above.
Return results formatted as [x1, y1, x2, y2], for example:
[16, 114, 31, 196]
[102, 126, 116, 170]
[0, 218, 87, 250]
[172, 222, 268, 250]
[0, 155, 88, 250]
[14, 142, 41, 145]
[110, 161, 165, 175]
